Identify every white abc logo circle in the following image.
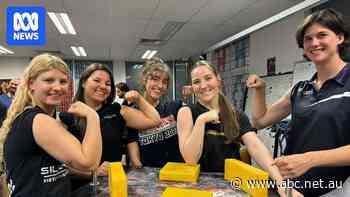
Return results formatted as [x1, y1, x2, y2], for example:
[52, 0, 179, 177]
[13, 12, 39, 31]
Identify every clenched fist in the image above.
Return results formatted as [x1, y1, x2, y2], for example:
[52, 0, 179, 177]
[246, 74, 266, 90]
[68, 101, 96, 118]
[124, 90, 141, 104]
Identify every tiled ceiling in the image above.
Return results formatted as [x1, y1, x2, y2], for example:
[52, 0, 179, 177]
[0, 0, 306, 61]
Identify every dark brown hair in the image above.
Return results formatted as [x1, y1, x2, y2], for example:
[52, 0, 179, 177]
[116, 82, 129, 92]
[192, 61, 240, 143]
[296, 9, 350, 60]
[74, 63, 116, 105]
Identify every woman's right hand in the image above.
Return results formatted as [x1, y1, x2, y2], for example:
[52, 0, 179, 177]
[124, 90, 141, 105]
[96, 161, 109, 176]
[246, 74, 266, 90]
[201, 110, 219, 123]
[68, 101, 97, 118]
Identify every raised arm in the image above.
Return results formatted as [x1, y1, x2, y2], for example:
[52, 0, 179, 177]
[246, 74, 291, 129]
[177, 107, 218, 164]
[33, 102, 102, 171]
[121, 90, 161, 129]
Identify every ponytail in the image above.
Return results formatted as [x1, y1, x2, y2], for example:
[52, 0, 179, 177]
[219, 93, 240, 143]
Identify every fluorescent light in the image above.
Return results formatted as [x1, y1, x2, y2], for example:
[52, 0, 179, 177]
[206, 0, 326, 52]
[0, 46, 14, 54]
[48, 12, 67, 34]
[48, 12, 76, 35]
[71, 46, 87, 57]
[147, 50, 157, 59]
[142, 50, 151, 59]
[78, 47, 87, 56]
[141, 50, 158, 59]
[60, 13, 77, 35]
[71, 46, 80, 56]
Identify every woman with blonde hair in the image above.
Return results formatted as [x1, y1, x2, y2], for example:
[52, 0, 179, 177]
[0, 54, 102, 196]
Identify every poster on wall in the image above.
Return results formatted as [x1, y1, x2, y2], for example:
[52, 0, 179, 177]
[267, 57, 276, 75]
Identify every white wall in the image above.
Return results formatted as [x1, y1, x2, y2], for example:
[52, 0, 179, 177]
[0, 57, 30, 79]
[249, 12, 305, 75]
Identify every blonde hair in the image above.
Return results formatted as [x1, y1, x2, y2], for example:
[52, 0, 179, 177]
[193, 61, 240, 143]
[139, 57, 171, 91]
[0, 53, 69, 164]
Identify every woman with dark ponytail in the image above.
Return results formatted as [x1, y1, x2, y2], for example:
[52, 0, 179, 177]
[177, 60, 287, 196]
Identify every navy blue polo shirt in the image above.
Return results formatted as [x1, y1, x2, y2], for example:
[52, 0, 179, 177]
[286, 63, 350, 196]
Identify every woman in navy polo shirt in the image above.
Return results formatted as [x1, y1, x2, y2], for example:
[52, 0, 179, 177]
[247, 9, 350, 196]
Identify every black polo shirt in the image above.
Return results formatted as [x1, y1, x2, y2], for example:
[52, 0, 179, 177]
[286, 63, 350, 196]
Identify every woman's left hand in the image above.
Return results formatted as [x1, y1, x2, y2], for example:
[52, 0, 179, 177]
[125, 90, 141, 104]
[273, 153, 313, 179]
[96, 162, 110, 176]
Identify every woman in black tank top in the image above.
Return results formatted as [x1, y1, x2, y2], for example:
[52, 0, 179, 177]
[0, 53, 102, 197]
[177, 60, 287, 196]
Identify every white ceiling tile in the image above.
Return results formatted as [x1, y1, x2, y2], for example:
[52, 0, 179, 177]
[152, 0, 207, 22]
[111, 0, 159, 20]
[0, 0, 313, 61]
[190, 0, 255, 24]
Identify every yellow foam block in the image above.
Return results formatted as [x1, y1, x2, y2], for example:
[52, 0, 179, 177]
[108, 162, 127, 197]
[159, 162, 200, 183]
[224, 159, 269, 197]
[161, 187, 212, 197]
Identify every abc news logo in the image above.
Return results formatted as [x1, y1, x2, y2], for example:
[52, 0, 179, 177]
[7, 7, 46, 45]
[13, 12, 39, 40]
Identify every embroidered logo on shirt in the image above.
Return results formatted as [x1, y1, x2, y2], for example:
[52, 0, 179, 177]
[40, 164, 68, 183]
[207, 130, 225, 136]
[103, 114, 117, 119]
[7, 178, 15, 196]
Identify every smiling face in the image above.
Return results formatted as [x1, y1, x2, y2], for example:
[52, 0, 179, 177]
[303, 23, 344, 65]
[29, 69, 69, 111]
[144, 70, 169, 102]
[191, 65, 221, 104]
[83, 70, 112, 106]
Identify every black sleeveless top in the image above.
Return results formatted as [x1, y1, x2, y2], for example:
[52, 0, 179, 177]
[60, 102, 126, 163]
[4, 106, 70, 197]
[188, 103, 256, 172]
